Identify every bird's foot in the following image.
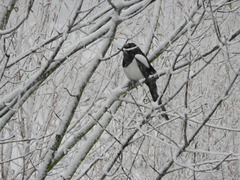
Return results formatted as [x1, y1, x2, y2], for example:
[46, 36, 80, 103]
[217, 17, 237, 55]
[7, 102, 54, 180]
[128, 81, 138, 90]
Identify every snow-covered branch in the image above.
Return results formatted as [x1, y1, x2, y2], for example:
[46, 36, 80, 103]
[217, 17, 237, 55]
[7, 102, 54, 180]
[0, 0, 240, 179]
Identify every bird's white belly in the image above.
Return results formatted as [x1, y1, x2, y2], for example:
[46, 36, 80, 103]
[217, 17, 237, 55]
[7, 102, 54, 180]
[123, 59, 144, 81]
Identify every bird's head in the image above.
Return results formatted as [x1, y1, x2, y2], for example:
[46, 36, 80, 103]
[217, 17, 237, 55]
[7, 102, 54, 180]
[121, 43, 141, 56]
[122, 43, 137, 51]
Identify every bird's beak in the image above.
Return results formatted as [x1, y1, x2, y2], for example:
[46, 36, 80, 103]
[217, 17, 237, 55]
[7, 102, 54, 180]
[118, 47, 123, 51]
[118, 45, 126, 52]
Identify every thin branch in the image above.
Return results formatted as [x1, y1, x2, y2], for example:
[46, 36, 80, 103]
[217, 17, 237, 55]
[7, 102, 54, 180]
[183, 63, 191, 145]
[173, 153, 233, 172]
[156, 67, 240, 179]
[0, 0, 34, 36]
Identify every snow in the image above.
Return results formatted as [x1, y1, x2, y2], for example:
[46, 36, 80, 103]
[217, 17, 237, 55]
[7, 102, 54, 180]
[1, 0, 240, 179]
[60, 85, 126, 178]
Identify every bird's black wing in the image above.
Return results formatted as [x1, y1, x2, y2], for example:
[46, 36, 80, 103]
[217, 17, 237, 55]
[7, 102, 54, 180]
[134, 54, 156, 78]
[134, 53, 159, 101]
[135, 53, 169, 120]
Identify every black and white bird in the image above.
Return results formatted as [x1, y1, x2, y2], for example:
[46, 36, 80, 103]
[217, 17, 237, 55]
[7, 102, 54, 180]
[121, 43, 169, 120]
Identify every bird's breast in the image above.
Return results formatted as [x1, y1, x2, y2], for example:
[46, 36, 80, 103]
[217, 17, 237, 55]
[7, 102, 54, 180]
[123, 59, 145, 81]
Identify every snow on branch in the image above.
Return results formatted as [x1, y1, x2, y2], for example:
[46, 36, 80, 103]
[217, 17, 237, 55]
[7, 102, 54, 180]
[0, 0, 240, 179]
[156, 67, 240, 179]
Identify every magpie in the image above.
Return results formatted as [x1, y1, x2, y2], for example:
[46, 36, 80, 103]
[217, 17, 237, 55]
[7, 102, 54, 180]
[121, 43, 169, 120]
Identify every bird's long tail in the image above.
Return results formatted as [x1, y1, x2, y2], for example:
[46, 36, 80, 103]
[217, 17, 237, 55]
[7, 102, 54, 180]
[146, 80, 158, 102]
[146, 80, 169, 120]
